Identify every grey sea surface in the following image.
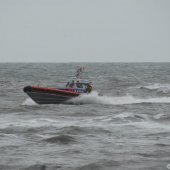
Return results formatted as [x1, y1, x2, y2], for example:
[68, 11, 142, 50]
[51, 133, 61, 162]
[0, 63, 170, 170]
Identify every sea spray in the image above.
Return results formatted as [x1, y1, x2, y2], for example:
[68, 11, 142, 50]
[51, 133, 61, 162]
[69, 91, 170, 105]
[22, 98, 37, 106]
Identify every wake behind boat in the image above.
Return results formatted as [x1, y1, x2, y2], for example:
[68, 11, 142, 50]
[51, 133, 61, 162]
[23, 67, 93, 104]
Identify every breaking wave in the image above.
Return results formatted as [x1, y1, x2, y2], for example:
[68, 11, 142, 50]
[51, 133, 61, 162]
[69, 91, 170, 105]
[139, 83, 170, 93]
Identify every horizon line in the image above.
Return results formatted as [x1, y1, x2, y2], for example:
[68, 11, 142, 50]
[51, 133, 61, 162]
[0, 61, 170, 64]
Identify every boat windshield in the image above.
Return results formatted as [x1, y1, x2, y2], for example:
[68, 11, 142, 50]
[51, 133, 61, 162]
[66, 80, 92, 89]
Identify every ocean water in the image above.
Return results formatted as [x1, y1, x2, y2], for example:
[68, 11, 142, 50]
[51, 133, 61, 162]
[0, 63, 170, 170]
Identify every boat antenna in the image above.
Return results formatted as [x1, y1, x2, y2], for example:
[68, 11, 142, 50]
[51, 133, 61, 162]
[75, 66, 85, 79]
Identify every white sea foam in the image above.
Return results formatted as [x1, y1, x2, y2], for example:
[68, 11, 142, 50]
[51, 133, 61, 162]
[132, 121, 170, 131]
[70, 91, 170, 105]
[114, 112, 135, 119]
[22, 98, 37, 106]
[153, 113, 165, 120]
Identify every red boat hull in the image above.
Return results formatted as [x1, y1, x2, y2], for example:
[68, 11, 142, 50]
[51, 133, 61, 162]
[23, 86, 80, 104]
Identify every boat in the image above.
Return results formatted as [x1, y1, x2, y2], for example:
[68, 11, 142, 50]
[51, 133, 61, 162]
[23, 67, 92, 104]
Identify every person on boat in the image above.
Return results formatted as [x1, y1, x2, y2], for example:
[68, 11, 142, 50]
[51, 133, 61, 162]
[66, 81, 70, 87]
[86, 83, 92, 93]
[69, 80, 75, 88]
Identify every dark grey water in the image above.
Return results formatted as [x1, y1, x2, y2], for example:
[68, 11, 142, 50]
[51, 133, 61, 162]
[0, 63, 170, 170]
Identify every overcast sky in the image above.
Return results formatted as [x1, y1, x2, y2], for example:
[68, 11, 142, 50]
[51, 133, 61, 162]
[0, 0, 170, 62]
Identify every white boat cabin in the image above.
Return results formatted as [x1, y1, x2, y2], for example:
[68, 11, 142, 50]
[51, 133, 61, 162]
[66, 79, 92, 93]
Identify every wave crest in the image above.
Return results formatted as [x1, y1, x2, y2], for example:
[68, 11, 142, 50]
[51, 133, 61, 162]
[44, 135, 76, 144]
